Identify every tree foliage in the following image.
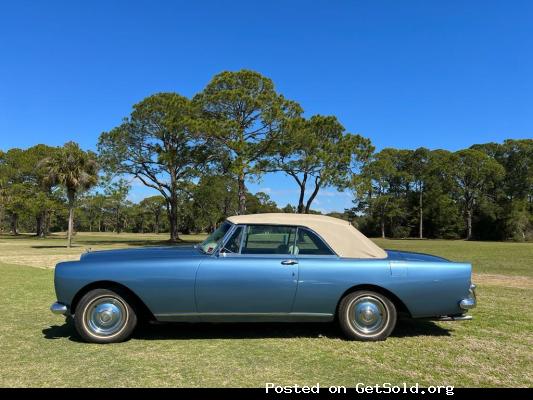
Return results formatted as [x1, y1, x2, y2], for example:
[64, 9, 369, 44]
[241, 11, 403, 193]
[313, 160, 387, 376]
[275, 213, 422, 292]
[452, 149, 505, 240]
[350, 145, 524, 241]
[39, 142, 98, 247]
[1, 70, 531, 243]
[267, 115, 373, 213]
[194, 70, 301, 214]
[98, 93, 207, 241]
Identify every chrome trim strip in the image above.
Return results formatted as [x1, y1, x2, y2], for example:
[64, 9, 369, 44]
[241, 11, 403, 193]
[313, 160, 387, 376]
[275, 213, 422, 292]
[216, 222, 340, 258]
[50, 302, 68, 315]
[213, 222, 237, 256]
[154, 312, 333, 317]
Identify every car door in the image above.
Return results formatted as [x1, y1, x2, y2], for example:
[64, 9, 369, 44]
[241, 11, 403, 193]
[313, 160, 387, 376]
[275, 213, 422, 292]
[195, 224, 299, 319]
[290, 227, 342, 316]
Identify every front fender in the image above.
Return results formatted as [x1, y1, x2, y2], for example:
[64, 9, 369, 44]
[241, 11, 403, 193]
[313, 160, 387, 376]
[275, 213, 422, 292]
[54, 257, 201, 315]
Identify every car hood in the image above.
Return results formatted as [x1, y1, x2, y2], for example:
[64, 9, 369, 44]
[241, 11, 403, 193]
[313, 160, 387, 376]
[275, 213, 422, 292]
[79, 245, 205, 262]
[386, 250, 450, 263]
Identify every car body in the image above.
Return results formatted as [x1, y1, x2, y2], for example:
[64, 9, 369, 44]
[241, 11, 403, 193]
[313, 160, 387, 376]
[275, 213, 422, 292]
[51, 213, 476, 343]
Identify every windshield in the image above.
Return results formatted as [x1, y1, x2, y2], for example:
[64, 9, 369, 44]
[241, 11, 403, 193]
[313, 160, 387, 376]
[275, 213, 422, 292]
[199, 221, 232, 254]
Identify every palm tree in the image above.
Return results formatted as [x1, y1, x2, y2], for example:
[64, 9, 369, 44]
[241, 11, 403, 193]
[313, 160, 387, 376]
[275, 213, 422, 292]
[40, 142, 98, 247]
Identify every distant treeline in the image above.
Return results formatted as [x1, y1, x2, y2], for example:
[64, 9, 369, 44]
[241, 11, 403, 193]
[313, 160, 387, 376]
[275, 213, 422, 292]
[1, 70, 532, 244]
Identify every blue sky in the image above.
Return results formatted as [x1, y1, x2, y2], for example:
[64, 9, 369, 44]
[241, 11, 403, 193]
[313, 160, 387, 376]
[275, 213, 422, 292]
[1, 1, 532, 212]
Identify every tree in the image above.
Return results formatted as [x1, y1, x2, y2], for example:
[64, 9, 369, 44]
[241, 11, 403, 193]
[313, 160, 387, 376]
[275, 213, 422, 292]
[80, 193, 103, 232]
[352, 149, 410, 238]
[453, 149, 505, 240]
[281, 203, 296, 213]
[98, 93, 207, 242]
[102, 178, 130, 234]
[268, 115, 373, 213]
[246, 191, 279, 214]
[129, 203, 147, 233]
[408, 147, 431, 238]
[0, 145, 61, 237]
[0, 151, 5, 233]
[24, 145, 62, 237]
[472, 139, 533, 202]
[2, 183, 28, 235]
[0, 148, 27, 234]
[194, 70, 301, 214]
[471, 139, 533, 240]
[191, 175, 237, 232]
[422, 150, 464, 239]
[40, 142, 98, 247]
[139, 196, 166, 234]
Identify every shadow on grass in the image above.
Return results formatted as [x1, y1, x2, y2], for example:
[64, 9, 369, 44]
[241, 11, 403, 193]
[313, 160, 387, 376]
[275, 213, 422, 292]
[30, 245, 84, 249]
[393, 318, 452, 338]
[31, 241, 197, 249]
[42, 317, 451, 342]
[0, 234, 41, 240]
[42, 320, 78, 341]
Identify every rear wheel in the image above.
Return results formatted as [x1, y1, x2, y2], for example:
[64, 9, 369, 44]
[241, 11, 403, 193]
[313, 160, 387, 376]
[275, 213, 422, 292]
[338, 290, 397, 341]
[74, 288, 137, 344]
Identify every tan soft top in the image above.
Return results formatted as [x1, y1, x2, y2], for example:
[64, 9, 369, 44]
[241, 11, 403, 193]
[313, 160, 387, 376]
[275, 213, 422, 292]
[227, 213, 387, 259]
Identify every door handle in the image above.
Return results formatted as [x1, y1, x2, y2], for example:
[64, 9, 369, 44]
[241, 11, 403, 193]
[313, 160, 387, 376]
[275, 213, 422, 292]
[281, 259, 298, 265]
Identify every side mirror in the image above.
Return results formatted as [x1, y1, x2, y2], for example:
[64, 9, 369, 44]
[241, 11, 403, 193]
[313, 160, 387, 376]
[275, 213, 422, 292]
[218, 248, 228, 257]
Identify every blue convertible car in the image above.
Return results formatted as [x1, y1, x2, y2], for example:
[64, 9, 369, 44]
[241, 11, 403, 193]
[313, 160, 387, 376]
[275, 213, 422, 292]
[51, 213, 476, 343]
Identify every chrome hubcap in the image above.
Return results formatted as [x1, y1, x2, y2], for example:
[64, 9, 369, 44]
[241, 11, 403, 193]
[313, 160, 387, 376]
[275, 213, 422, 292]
[351, 296, 387, 335]
[85, 297, 127, 337]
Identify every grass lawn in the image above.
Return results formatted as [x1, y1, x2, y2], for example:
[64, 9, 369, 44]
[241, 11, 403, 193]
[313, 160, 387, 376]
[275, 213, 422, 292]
[374, 238, 533, 277]
[0, 232, 531, 387]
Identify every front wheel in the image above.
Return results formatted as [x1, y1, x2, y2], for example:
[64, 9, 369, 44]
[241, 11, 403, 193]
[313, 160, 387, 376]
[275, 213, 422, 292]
[338, 290, 397, 341]
[74, 288, 137, 344]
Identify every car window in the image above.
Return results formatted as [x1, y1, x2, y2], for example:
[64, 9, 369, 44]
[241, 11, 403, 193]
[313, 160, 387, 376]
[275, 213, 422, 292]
[221, 226, 243, 253]
[200, 221, 232, 254]
[241, 225, 296, 255]
[296, 228, 334, 255]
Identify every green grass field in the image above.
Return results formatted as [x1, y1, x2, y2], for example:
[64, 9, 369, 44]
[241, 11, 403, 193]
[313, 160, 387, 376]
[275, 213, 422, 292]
[0, 232, 531, 387]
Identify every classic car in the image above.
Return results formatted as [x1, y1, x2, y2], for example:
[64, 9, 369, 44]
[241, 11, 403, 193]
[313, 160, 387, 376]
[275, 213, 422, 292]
[50, 213, 476, 343]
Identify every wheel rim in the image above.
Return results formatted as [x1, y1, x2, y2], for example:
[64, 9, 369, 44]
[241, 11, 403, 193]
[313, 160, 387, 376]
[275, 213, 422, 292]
[350, 296, 387, 335]
[84, 296, 127, 337]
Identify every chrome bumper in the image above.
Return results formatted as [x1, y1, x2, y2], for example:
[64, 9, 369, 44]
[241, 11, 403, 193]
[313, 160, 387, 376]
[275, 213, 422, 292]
[459, 283, 476, 310]
[50, 302, 68, 315]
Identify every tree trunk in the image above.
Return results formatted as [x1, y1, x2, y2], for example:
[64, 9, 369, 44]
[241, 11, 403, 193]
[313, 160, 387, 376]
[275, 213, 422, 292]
[466, 209, 472, 240]
[381, 218, 385, 239]
[36, 215, 42, 237]
[115, 209, 121, 234]
[10, 214, 18, 235]
[154, 213, 160, 234]
[304, 178, 321, 214]
[168, 195, 179, 242]
[223, 193, 232, 217]
[419, 189, 423, 239]
[66, 189, 77, 248]
[45, 211, 52, 236]
[67, 203, 74, 248]
[297, 189, 305, 213]
[237, 173, 247, 215]
[297, 175, 307, 214]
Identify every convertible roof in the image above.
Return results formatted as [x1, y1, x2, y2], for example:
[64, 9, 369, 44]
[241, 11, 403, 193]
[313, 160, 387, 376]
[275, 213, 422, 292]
[227, 213, 387, 259]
